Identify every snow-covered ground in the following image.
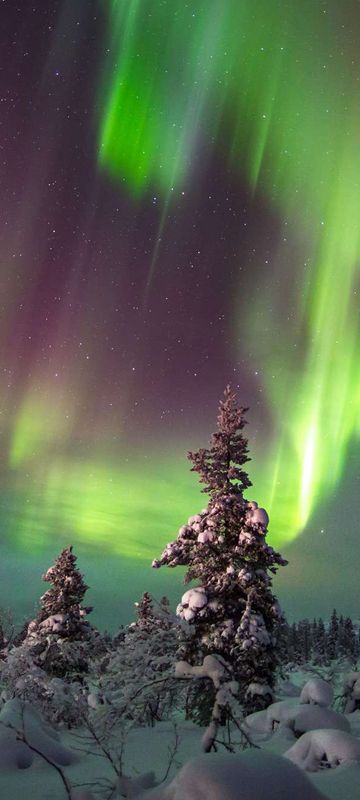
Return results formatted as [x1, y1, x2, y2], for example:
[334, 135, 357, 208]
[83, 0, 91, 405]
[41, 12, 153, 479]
[1, 681, 360, 800]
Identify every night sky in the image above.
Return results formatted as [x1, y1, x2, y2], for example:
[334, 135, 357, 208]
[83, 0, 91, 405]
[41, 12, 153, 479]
[1, 0, 360, 631]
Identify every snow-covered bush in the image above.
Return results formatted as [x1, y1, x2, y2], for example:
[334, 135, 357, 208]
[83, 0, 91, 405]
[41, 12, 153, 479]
[264, 695, 349, 736]
[299, 677, 333, 707]
[96, 596, 185, 726]
[343, 670, 360, 712]
[0, 641, 89, 726]
[265, 698, 301, 730]
[284, 728, 360, 771]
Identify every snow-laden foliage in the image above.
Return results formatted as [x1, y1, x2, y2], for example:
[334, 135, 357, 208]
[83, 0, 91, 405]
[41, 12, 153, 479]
[175, 654, 242, 752]
[23, 545, 108, 681]
[0, 547, 108, 725]
[153, 387, 287, 719]
[95, 595, 186, 726]
[37, 546, 91, 635]
[299, 677, 333, 707]
[0, 641, 89, 726]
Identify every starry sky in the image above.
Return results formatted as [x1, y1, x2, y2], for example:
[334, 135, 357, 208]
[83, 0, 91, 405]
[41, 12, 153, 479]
[1, 0, 360, 631]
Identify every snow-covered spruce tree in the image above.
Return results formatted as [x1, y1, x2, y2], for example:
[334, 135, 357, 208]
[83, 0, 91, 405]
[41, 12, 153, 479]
[0, 547, 108, 725]
[22, 546, 104, 680]
[37, 545, 90, 632]
[153, 386, 288, 718]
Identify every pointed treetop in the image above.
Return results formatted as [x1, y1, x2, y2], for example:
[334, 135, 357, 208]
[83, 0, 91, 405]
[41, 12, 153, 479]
[39, 544, 89, 621]
[188, 385, 252, 499]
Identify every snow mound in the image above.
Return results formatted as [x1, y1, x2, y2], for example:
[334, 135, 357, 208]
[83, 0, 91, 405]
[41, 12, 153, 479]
[284, 728, 360, 771]
[0, 699, 78, 767]
[243, 708, 270, 734]
[290, 705, 350, 736]
[0, 733, 34, 770]
[265, 697, 349, 735]
[266, 698, 301, 730]
[133, 749, 326, 800]
[299, 678, 333, 707]
[71, 793, 97, 800]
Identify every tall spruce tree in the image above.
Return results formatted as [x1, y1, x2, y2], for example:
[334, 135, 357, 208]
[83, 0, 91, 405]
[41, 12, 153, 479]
[153, 386, 288, 716]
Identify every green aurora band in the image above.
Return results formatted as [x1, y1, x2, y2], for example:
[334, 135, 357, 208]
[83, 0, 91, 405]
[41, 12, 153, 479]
[3, 455, 203, 558]
[97, 0, 360, 542]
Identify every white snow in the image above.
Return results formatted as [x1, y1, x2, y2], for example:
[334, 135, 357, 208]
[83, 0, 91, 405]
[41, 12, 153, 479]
[264, 697, 350, 735]
[299, 678, 333, 707]
[0, 698, 78, 768]
[343, 671, 360, 712]
[0, 702, 360, 799]
[177, 588, 209, 621]
[245, 503, 269, 529]
[2, 635, 360, 800]
[133, 749, 327, 800]
[175, 655, 228, 688]
[284, 728, 360, 771]
[246, 682, 273, 700]
[291, 705, 350, 736]
[180, 588, 208, 610]
[197, 530, 215, 544]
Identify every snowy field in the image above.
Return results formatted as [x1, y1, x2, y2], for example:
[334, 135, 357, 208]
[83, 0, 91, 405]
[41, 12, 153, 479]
[1, 670, 360, 800]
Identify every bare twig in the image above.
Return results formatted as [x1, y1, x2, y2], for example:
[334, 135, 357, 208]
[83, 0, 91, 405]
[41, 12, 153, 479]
[161, 723, 180, 783]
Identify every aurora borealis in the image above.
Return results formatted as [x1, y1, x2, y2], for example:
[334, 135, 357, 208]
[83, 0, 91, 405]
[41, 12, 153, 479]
[1, 0, 360, 628]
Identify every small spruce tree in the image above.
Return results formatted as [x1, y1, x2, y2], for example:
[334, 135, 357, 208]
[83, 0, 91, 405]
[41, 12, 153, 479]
[36, 545, 91, 638]
[313, 618, 327, 665]
[337, 614, 345, 657]
[297, 619, 312, 662]
[134, 591, 155, 631]
[153, 386, 288, 718]
[326, 609, 339, 661]
[273, 613, 290, 666]
[342, 617, 356, 660]
[23, 546, 102, 678]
